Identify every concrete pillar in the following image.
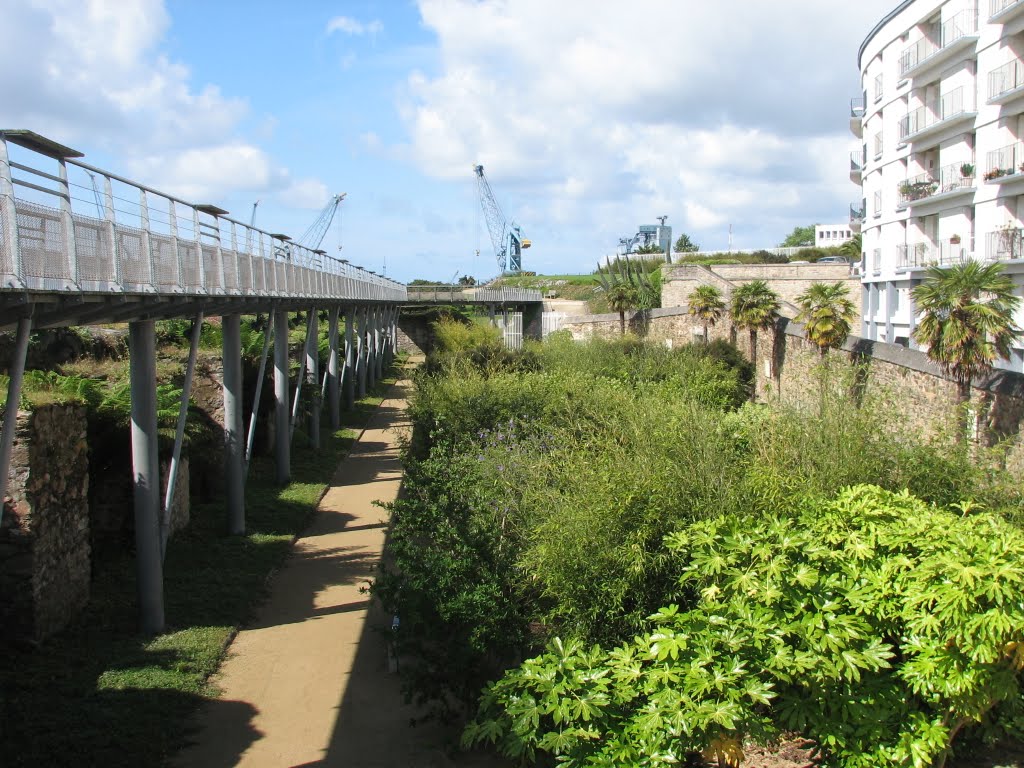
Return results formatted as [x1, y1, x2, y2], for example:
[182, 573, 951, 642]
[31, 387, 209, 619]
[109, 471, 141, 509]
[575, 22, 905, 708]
[907, 284, 918, 349]
[366, 307, 377, 391]
[862, 284, 870, 339]
[129, 320, 165, 634]
[0, 316, 31, 530]
[222, 314, 245, 535]
[884, 282, 895, 343]
[273, 308, 290, 484]
[375, 306, 385, 381]
[328, 306, 340, 430]
[357, 306, 368, 399]
[344, 305, 356, 410]
[306, 306, 320, 449]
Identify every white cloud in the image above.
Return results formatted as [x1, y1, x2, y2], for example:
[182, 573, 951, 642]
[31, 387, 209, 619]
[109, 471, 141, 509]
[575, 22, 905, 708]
[404, 0, 895, 253]
[0, 0, 326, 204]
[326, 16, 383, 37]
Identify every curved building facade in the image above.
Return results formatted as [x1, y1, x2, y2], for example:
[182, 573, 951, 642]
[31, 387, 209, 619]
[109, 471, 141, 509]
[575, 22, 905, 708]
[853, 0, 1024, 370]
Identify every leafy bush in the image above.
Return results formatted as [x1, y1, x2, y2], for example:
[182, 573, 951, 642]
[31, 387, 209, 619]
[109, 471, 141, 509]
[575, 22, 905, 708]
[465, 485, 1024, 768]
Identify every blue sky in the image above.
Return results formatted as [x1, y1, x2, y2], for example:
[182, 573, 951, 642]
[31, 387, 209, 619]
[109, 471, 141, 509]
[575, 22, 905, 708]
[1, 0, 897, 283]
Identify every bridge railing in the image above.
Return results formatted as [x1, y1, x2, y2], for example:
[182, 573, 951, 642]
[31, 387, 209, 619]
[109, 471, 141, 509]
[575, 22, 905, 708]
[406, 286, 542, 303]
[0, 130, 406, 302]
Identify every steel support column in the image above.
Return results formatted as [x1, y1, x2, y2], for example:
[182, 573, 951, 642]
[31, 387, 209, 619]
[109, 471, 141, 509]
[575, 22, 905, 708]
[306, 306, 320, 449]
[273, 308, 290, 484]
[366, 306, 377, 391]
[357, 307, 368, 398]
[245, 318, 274, 478]
[223, 314, 245, 534]
[344, 305, 356, 410]
[0, 315, 32, 530]
[327, 306, 340, 430]
[374, 306, 384, 381]
[129, 320, 164, 634]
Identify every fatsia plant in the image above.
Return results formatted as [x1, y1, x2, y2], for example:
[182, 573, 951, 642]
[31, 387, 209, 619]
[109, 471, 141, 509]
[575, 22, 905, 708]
[465, 485, 1024, 768]
[687, 284, 726, 342]
[795, 281, 857, 355]
[912, 261, 1021, 412]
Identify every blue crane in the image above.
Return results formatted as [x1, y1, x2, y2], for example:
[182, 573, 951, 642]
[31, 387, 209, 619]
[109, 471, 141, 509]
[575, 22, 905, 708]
[474, 165, 530, 274]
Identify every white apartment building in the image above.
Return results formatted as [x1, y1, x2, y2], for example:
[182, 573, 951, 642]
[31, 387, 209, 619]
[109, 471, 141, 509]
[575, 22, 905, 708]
[815, 224, 855, 246]
[853, 0, 1024, 371]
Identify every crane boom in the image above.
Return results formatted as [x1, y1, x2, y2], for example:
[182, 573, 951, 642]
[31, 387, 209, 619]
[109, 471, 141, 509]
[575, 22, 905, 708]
[299, 193, 346, 250]
[474, 165, 529, 274]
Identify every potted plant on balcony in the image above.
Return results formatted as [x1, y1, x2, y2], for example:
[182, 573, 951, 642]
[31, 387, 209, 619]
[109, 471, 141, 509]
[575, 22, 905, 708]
[960, 163, 975, 178]
[985, 167, 1009, 181]
[950, 234, 961, 245]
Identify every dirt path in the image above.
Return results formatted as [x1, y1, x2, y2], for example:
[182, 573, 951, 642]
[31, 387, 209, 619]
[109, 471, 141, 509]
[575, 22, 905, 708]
[174, 372, 500, 768]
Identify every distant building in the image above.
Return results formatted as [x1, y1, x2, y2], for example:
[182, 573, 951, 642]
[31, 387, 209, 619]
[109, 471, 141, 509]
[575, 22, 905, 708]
[815, 224, 855, 246]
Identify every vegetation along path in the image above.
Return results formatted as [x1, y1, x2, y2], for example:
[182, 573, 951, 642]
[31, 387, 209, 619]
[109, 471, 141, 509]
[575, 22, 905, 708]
[176, 359, 497, 768]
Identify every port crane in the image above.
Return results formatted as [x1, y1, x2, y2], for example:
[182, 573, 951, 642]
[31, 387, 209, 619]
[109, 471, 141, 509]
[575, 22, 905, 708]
[474, 164, 530, 274]
[299, 193, 346, 251]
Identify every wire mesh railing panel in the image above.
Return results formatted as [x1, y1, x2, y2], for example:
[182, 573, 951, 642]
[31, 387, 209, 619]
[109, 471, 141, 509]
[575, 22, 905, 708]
[237, 252, 253, 293]
[73, 214, 116, 285]
[177, 242, 201, 290]
[0, 203, 15, 277]
[201, 245, 221, 294]
[16, 200, 69, 284]
[115, 225, 149, 288]
[149, 233, 180, 290]
[222, 249, 239, 292]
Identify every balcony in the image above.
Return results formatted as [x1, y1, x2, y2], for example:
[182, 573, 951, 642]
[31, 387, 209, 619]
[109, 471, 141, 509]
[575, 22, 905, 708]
[897, 238, 971, 270]
[898, 87, 976, 147]
[988, 59, 1024, 104]
[850, 97, 865, 137]
[986, 227, 1024, 260]
[850, 151, 863, 183]
[984, 141, 1024, 183]
[896, 161, 976, 208]
[990, 0, 1024, 23]
[899, 10, 980, 81]
[850, 203, 865, 233]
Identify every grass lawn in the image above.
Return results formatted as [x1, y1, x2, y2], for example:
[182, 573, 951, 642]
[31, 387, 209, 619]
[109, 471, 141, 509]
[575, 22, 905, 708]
[0, 361, 404, 767]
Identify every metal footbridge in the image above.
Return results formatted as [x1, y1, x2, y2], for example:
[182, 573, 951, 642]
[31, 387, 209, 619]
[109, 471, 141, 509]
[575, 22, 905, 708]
[0, 129, 413, 635]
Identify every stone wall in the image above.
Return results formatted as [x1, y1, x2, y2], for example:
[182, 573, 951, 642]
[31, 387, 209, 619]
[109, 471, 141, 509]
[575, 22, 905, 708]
[560, 307, 1024, 469]
[661, 263, 861, 317]
[0, 405, 91, 642]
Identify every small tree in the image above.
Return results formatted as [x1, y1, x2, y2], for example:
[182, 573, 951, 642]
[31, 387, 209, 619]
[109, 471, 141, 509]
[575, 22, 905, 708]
[730, 280, 780, 368]
[596, 257, 651, 335]
[687, 285, 726, 343]
[840, 233, 862, 263]
[778, 224, 816, 248]
[795, 281, 857, 356]
[912, 262, 1021, 434]
[674, 233, 700, 253]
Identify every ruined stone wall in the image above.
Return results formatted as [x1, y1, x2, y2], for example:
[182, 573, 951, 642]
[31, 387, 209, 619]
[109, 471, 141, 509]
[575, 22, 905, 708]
[0, 405, 90, 642]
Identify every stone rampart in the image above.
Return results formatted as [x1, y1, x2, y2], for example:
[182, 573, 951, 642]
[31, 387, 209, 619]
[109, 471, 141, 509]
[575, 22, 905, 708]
[0, 405, 91, 642]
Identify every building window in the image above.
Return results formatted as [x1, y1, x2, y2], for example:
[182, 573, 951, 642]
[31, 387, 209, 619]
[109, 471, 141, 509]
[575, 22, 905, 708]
[873, 190, 882, 217]
[872, 248, 882, 274]
[874, 132, 883, 159]
[874, 73, 883, 103]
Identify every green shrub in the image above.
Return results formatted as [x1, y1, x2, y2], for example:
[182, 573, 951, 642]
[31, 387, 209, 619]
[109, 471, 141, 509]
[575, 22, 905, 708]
[466, 485, 1024, 767]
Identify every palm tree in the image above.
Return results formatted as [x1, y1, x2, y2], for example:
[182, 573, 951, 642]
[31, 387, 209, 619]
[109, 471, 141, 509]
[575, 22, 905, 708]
[912, 261, 1021, 417]
[687, 284, 726, 342]
[596, 257, 648, 335]
[840, 233, 862, 264]
[730, 280, 780, 365]
[795, 281, 857, 356]
[603, 283, 639, 335]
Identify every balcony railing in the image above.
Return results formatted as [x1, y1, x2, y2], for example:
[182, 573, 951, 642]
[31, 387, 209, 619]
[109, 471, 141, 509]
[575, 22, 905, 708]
[899, 9, 979, 76]
[850, 203, 866, 221]
[850, 151, 864, 180]
[898, 87, 970, 141]
[985, 141, 1024, 180]
[988, 59, 1024, 101]
[991, 0, 1024, 20]
[850, 97, 866, 119]
[897, 238, 971, 269]
[896, 161, 975, 206]
[987, 227, 1024, 260]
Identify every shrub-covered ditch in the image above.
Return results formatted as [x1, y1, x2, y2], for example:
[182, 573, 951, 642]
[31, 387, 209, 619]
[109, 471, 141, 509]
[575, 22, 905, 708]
[376, 319, 1024, 767]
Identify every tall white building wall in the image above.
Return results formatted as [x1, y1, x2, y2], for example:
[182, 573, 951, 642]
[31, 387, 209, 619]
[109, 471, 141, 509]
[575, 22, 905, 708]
[854, 0, 1024, 371]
